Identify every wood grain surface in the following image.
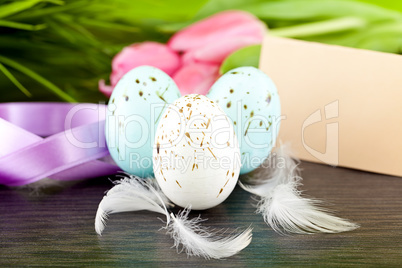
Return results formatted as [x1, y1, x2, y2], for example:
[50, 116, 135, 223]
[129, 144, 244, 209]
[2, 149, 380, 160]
[1, 161, 401, 267]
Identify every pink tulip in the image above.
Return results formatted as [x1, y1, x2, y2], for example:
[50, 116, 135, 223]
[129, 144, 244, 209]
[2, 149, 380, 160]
[100, 11, 266, 97]
[99, 42, 181, 97]
[181, 36, 262, 64]
[168, 10, 266, 63]
[168, 10, 266, 94]
[173, 62, 219, 95]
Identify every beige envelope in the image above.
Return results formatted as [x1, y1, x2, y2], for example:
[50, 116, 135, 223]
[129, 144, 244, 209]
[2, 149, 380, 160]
[259, 35, 402, 177]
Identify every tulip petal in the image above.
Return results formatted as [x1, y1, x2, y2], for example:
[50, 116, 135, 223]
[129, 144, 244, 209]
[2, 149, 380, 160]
[111, 42, 181, 85]
[99, 42, 181, 97]
[183, 36, 262, 64]
[99, 79, 114, 97]
[168, 11, 266, 52]
[173, 63, 219, 95]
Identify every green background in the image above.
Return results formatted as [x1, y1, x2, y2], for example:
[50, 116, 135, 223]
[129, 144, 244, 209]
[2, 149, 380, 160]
[0, 0, 401, 103]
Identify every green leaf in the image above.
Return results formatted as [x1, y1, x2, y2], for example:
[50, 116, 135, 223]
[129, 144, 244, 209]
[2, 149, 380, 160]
[0, 63, 31, 97]
[8, 0, 87, 20]
[243, 0, 401, 21]
[54, 14, 99, 45]
[45, 18, 77, 43]
[0, 0, 63, 19]
[358, 35, 402, 53]
[296, 20, 402, 53]
[156, 21, 190, 33]
[353, 22, 402, 53]
[0, 55, 77, 102]
[0, 20, 46, 31]
[79, 18, 140, 33]
[91, 0, 209, 22]
[194, 0, 265, 18]
[220, 45, 261, 75]
[157, 0, 265, 33]
[269, 17, 367, 38]
[357, 0, 402, 12]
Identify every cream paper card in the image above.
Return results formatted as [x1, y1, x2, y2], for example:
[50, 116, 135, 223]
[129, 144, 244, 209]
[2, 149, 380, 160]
[259, 36, 402, 177]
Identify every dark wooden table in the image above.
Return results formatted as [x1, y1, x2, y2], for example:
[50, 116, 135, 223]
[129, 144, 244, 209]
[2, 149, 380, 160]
[1, 162, 401, 267]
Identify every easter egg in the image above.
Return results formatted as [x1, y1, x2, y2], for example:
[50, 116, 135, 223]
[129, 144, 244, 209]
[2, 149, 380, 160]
[207, 66, 281, 175]
[106, 66, 181, 177]
[153, 94, 240, 210]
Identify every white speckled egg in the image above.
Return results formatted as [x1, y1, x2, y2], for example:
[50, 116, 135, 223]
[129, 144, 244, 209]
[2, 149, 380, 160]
[106, 66, 181, 177]
[153, 94, 240, 210]
[207, 66, 281, 175]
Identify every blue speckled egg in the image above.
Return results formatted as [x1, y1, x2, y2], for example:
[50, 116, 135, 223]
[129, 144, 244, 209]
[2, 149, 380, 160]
[207, 66, 281, 174]
[105, 66, 181, 177]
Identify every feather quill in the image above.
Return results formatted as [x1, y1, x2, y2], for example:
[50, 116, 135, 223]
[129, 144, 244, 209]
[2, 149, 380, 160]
[95, 175, 253, 259]
[166, 207, 253, 259]
[240, 144, 359, 234]
[95, 175, 171, 235]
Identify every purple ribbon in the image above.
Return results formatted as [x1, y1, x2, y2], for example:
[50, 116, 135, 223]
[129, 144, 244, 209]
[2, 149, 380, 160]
[0, 102, 120, 186]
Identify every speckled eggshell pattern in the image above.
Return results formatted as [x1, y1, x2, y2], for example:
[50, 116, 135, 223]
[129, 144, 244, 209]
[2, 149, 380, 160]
[207, 66, 281, 175]
[106, 66, 181, 177]
[153, 94, 240, 210]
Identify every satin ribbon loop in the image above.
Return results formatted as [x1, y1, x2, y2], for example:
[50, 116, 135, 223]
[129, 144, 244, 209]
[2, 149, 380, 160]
[0, 102, 119, 186]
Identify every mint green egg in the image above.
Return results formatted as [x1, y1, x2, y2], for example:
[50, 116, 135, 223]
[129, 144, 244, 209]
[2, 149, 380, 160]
[105, 66, 181, 177]
[207, 66, 281, 174]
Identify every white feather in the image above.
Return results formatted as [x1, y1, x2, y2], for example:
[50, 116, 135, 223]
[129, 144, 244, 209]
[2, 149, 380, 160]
[95, 175, 171, 235]
[166, 207, 253, 259]
[241, 144, 301, 197]
[240, 144, 359, 234]
[95, 175, 253, 259]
